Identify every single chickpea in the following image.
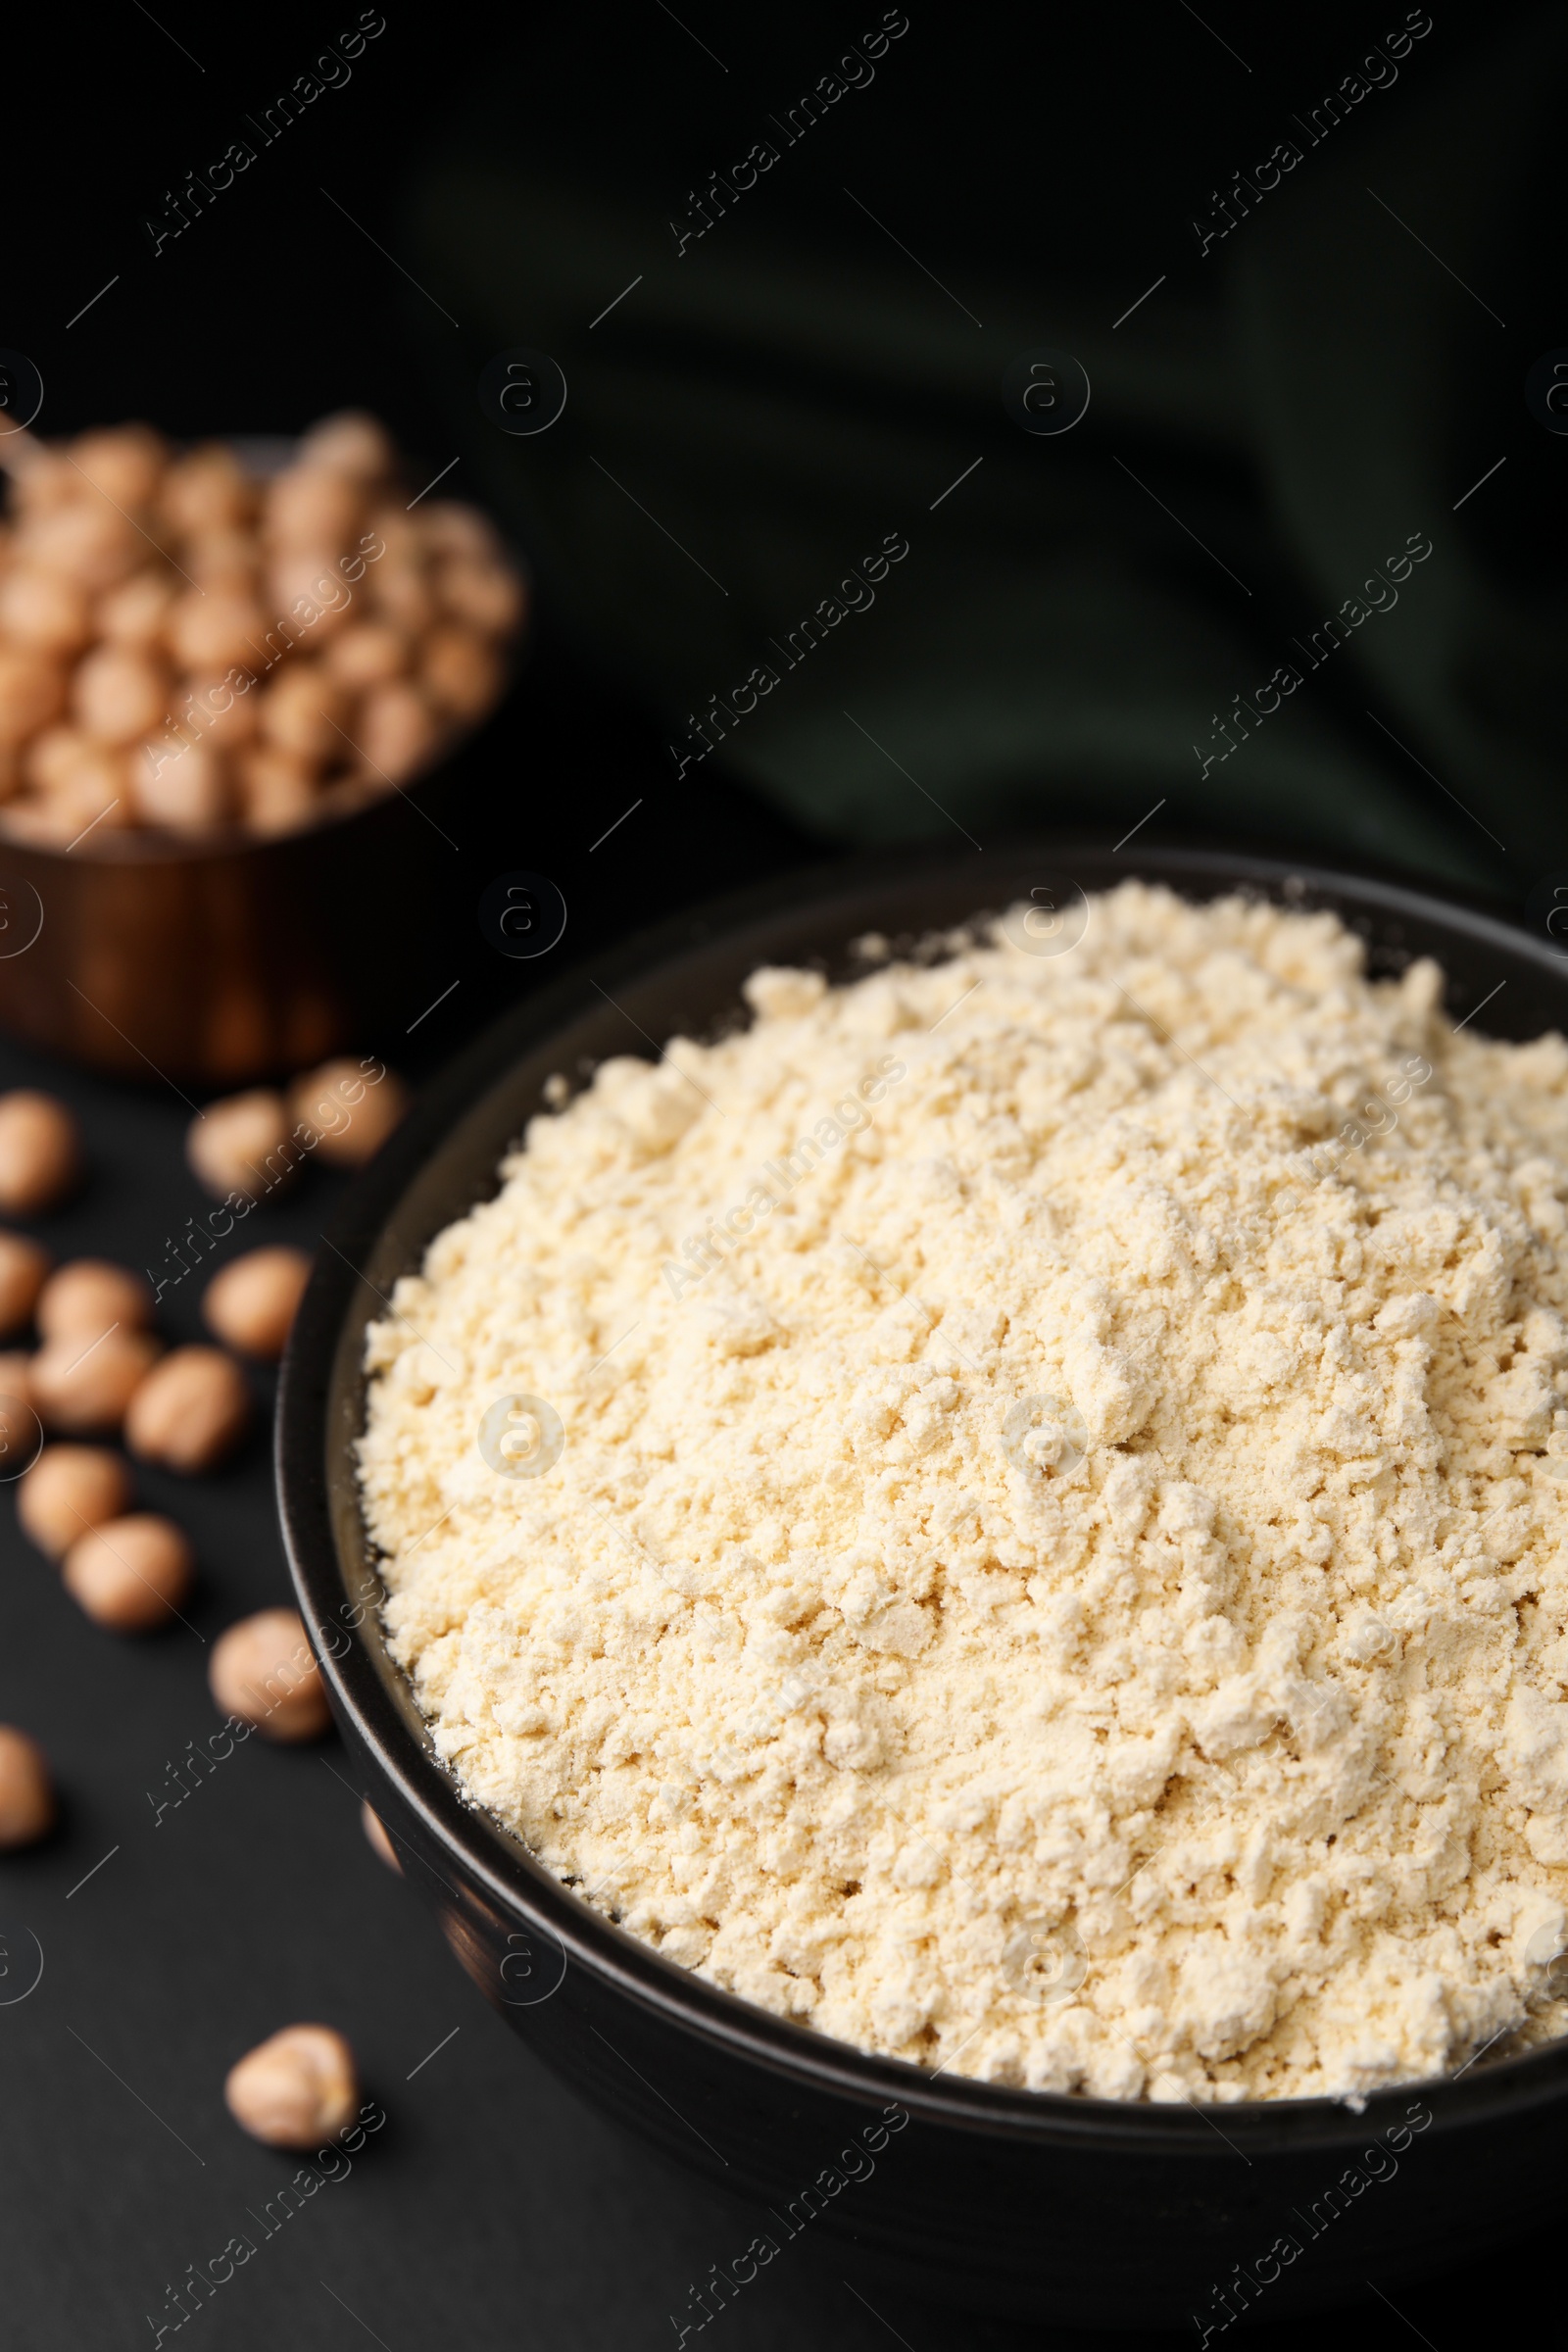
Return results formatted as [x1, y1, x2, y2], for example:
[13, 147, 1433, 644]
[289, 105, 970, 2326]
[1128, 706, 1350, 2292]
[73, 645, 170, 746]
[258, 665, 347, 761]
[47, 745, 130, 831]
[417, 501, 501, 564]
[24, 725, 90, 795]
[0, 1231, 50, 1336]
[124, 1345, 251, 1472]
[167, 587, 267, 672]
[362, 1801, 402, 1873]
[420, 624, 503, 720]
[0, 649, 67, 749]
[266, 553, 355, 641]
[266, 466, 364, 552]
[97, 569, 174, 645]
[186, 529, 261, 589]
[299, 412, 395, 480]
[356, 681, 437, 782]
[30, 1327, 162, 1435]
[0, 567, 91, 655]
[435, 557, 524, 638]
[224, 2024, 359, 2148]
[0, 1725, 55, 1848]
[69, 425, 169, 511]
[209, 1607, 330, 1741]
[17, 1442, 132, 1558]
[325, 620, 408, 691]
[187, 1089, 291, 1199]
[63, 1512, 194, 1632]
[128, 739, 230, 832]
[161, 445, 255, 537]
[35, 1258, 154, 1342]
[237, 748, 317, 837]
[368, 563, 435, 635]
[0, 1091, 82, 1216]
[26, 500, 142, 590]
[290, 1060, 410, 1166]
[203, 1247, 312, 1359]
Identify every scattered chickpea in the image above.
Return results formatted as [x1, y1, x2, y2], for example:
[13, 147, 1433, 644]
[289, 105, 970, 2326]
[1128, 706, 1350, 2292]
[209, 1607, 330, 1741]
[299, 412, 395, 479]
[17, 1442, 133, 1558]
[30, 1327, 162, 1435]
[258, 664, 347, 762]
[35, 1258, 154, 1341]
[357, 681, 436, 782]
[186, 1089, 290, 1200]
[362, 1800, 402, 1874]
[290, 1060, 410, 1166]
[325, 620, 407, 690]
[124, 1345, 251, 1473]
[265, 466, 364, 552]
[224, 2024, 359, 2148]
[62, 1512, 194, 1632]
[203, 1247, 312, 1360]
[236, 748, 316, 837]
[0, 1090, 82, 1215]
[0, 1231, 51, 1336]
[0, 1725, 55, 1849]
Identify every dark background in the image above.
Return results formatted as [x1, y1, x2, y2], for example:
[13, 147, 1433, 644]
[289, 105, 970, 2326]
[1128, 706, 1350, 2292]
[1, 1, 1562, 2341]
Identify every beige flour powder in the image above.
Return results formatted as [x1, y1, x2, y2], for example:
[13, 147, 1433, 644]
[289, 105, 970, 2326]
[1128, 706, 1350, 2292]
[357, 884, 1568, 2102]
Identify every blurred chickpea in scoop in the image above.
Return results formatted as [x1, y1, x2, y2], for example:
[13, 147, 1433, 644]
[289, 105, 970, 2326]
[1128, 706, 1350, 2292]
[0, 1090, 81, 1215]
[18, 1443, 132, 1558]
[161, 444, 254, 537]
[210, 1607, 329, 1740]
[224, 2024, 358, 2147]
[0, 568, 90, 656]
[0, 650, 67, 748]
[124, 1345, 250, 1472]
[73, 645, 168, 746]
[0, 1726, 55, 1848]
[129, 737, 229, 832]
[291, 1060, 409, 1165]
[204, 1247, 311, 1359]
[267, 465, 364, 552]
[69, 425, 168, 511]
[299, 412, 395, 480]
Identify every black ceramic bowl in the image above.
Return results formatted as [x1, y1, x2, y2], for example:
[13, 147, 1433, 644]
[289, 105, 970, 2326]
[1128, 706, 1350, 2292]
[277, 842, 1568, 2331]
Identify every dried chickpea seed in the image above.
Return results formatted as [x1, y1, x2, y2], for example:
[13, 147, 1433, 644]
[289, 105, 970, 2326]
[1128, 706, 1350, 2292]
[0, 1232, 50, 1336]
[186, 1090, 290, 1200]
[0, 1725, 55, 1848]
[62, 1512, 194, 1633]
[30, 1327, 161, 1435]
[203, 1247, 311, 1360]
[290, 1060, 409, 1167]
[35, 1258, 154, 1341]
[224, 2025, 359, 2149]
[0, 1091, 81, 1216]
[209, 1607, 330, 1741]
[17, 1443, 133, 1559]
[124, 1345, 250, 1473]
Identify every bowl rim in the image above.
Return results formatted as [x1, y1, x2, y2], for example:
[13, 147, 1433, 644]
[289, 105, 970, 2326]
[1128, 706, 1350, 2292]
[277, 836, 1568, 2154]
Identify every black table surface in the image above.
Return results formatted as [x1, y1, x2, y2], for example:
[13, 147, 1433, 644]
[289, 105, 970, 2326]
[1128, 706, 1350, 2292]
[0, 653, 1544, 2350]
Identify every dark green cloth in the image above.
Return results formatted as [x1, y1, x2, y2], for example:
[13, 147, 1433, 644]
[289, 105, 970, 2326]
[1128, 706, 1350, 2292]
[408, 3, 1563, 896]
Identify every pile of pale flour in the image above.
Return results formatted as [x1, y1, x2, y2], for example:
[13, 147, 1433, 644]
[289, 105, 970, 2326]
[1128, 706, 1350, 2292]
[357, 884, 1568, 2102]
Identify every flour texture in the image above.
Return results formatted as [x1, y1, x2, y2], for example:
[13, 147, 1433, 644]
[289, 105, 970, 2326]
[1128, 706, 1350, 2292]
[357, 885, 1568, 2101]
